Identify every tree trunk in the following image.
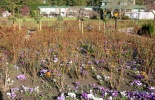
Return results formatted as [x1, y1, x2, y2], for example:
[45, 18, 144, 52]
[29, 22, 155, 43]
[151, 10, 155, 23]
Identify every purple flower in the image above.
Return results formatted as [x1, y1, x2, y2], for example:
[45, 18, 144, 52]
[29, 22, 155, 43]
[75, 81, 80, 85]
[81, 70, 88, 75]
[57, 93, 65, 100]
[99, 59, 105, 63]
[11, 92, 16, 99]
[147, 86, 155, 91]
[126, 66, 131, 69]
[91, 83, 96, 87]
[112, 91, 118, 97]
[130, 80, 142, 86]
[40, 69, 48, 76]
[40, 69, 48, 73]
[16, 74, 26, 80]
[87, 61, 92, 64]
[134, 75, 144, 79]
[7, 92, 16, 99]
[29, 88, 34, 93]
[81, 92, 88, 100]
[41, 80, 45, 83]
[95, 60, 99, 65]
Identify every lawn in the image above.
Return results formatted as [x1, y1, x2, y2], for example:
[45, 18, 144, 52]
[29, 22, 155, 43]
[0, 19, 155, 100]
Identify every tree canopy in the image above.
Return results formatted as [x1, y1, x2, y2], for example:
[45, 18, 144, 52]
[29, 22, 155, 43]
[0, 0, 145, 17]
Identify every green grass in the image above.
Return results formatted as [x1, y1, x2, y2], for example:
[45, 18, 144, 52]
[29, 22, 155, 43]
[19, 17, 77, 21]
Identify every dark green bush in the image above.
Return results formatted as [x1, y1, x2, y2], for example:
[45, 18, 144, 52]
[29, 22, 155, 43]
[121, 15, 129, 20]
[137, 23, 154, 37]
[30, 10, 37, 17]
[57, 16, 63, 20]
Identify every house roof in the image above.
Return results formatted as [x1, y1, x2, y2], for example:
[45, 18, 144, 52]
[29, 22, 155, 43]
[38, 6, 94, 9]
[101, 0, 111, 2]
[100, 5, 145, 10]
[38, 6, 69, 8]
[134, 5, 145, 9]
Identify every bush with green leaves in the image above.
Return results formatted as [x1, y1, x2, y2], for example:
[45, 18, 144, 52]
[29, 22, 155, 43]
[57, 16, 63, 20]
[121, 15, 129, 20]
[137, 23, 154, 37]
[30, 10, 37, 17]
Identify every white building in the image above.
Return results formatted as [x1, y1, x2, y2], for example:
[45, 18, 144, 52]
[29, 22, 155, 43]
[38, 6, 94, 18]
[2, 11, 11, 18]
[100, 0, 154, 19]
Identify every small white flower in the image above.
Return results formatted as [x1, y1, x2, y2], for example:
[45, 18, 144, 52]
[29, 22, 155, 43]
[104, 75, 110, 80]
[137, 82, 142, 86]
[67, 92, 76, 98]
[6, 92, 11, 96]
[68, 60, 73, 64]
[105, 92, 108, 97]
[108, 96, 113, 100]
[14, 65, 19, 70]
[120, 91, 126, 97]
[7, 78, 10, 82]
[81, 64, 85, 67]
[135, 71, 139, 74]
[34, 86, 39, 93]
[53, 79, 56, 82]
[53, 58, 58, 63]
[96, 75, 102, 80]
[150, 86, 155, 90]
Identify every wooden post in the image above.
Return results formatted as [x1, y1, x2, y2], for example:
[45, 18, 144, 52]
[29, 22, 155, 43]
[81, 21, 83, 34]
[99, 19, 101, 31]
[18, 20, 21, 30]
[37, 20, 40, 30]
[104, 22, 105, 34]
[115, 17, 117, 30]
[39, 20, 42, 30]
[79, 19, 81, 30]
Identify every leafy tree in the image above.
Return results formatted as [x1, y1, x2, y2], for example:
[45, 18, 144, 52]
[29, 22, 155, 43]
[0, 0, 8, 9]
[136, 0, 144, 5]
[88, 0, 102, 6]
[144, 0, 155, 23]
[0, 7, 6, 16]
[21, 5, 30, 16]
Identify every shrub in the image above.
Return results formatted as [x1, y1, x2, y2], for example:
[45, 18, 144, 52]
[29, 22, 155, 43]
[121, 15, 129, 20]
[21, 5, 30, 16]
[57, 16, 63, 20]
[137, 23, 154, 37]
[30, 10, 37, 17]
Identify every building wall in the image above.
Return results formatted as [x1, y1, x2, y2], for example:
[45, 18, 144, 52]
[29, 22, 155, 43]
[40, 8, 55, 14]
[125, 12, 154, 19]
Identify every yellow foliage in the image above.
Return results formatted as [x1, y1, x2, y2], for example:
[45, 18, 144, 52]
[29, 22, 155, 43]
[45, 72, 51, 77]
[141, 71, 146, 76]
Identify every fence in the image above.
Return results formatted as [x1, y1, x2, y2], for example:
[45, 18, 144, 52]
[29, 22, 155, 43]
[0, 18, 153, 33]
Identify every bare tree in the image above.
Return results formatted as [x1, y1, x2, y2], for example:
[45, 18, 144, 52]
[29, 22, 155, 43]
[144, 0, 155, 22]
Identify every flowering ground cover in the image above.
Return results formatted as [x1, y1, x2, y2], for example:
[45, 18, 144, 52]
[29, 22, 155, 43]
[0, 20, 155, 100]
